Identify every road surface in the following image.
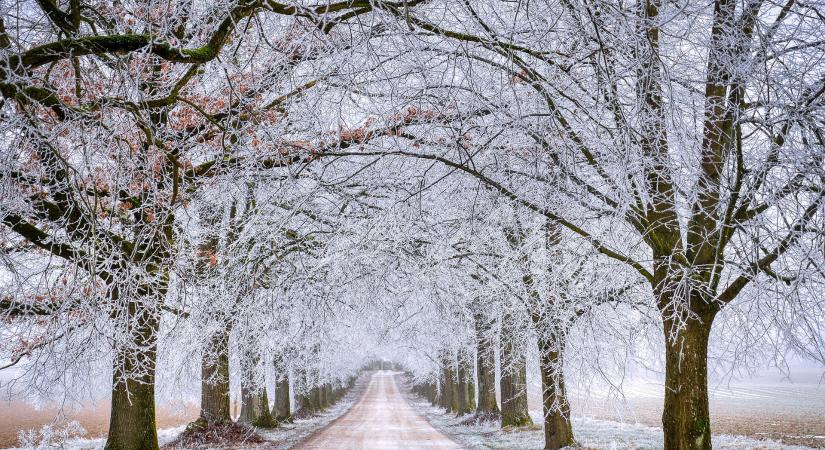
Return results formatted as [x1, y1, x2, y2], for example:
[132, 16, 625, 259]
[295, 371, 462, 449]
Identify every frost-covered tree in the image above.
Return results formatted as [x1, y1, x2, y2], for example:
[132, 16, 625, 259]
[0, 0, 406, 447]
[347, 1, 825, 448]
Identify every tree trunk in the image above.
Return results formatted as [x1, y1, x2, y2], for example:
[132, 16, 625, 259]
[467, 370, 476, 413]
[429, 382, 438, 405]
[199, 329, 231, 423]
[458, 350, 475, 415]
[500, 313, 532, 427]
[316, 384, 327, 410]
[272, 375, 291, 422]
[308, 386, 322, 412]
[437, 378, 446, 408]
[662, 314, 715, 450]
[475, 312, 499, 417]
[419, 381, 437, 405]
[441, 358, 459, 413]
[238, 350, 276, 427]
[457, 364, 469, 416]
[538, 335, 574, 449]
[451, 369, 462, 414]
[105, 303, 159, 450]
[239, 385, 276, 427]
[297, 367, 321, 415]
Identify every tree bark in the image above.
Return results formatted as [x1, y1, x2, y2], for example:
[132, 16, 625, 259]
[451, 369, 462, 414]
[428, 382, 438, 405]
[475, 311, 499, 417]
[662, 313, 715, 450]
[324, 384, 333, 408]
[238, 351, 276, 427]
[272, 375, 291, 422]
[441, 356, 460, 413]
[418, 381, 438, 405]
[239, 385, 276, 427]
[500, 312, 532, 427]
[457, 350, 475, 415]
[105, 302, 159, 450]
[199, 329, 231, 423]
[537, 335, 574, 449]
[297, 367, 321, 415]
[316, 384, 327, 410]
[296, 381, 317, 415]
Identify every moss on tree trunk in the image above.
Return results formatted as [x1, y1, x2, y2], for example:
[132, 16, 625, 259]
[239, 386, 276, 427]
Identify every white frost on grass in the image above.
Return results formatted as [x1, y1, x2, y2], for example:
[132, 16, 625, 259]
[7, 375, 368, 450]
[7, 425, 186, 450]
[406, 394, 814, 450]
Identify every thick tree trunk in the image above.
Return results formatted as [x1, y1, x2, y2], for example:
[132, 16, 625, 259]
[662, 314, 715, 450]
[239, 349, 271, 427]
[272, 375, 291, 422]
[105, 303, 159, 450]
[457, 350, 475, 415]
[107, 362, 158, 450]
[295, 376, 317, 415]
[475, 312, 499, 417]
[417, 381, 438, 405]
[467, 372, 475, 413]
[457, 365, 469, 416]
[239, 385, 275, 427]
[437, 378, 445, 407]
[441, 358, 460, 413]
[450, 370, 462, 414]
[316, 384, 327, 410]
[199, 329, 231, 423]
[537, 335, 574, 449]
[238, 349, 276, 427]
[428, 382, 438, 405]
[297, 368, 321, 415]
[324, 384, 332, 408]
[500, 313, 532, 427]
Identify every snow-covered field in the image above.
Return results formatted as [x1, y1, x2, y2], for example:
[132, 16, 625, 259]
[407, 394, 818, 450]
[400, 380, 825, 450]
[554, 368, 825, 448]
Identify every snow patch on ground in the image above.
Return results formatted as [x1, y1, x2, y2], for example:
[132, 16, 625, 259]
[405, 394, 814, 450]
[6, 375, 368, 450]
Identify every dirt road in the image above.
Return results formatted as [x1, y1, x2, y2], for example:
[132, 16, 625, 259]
[294, 371, 462, 449]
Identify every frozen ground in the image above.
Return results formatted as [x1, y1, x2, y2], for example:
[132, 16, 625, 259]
[4, 368, 823, 449]
[554, 368, 825, 447]
[294, 371, 460, 449]
[254, 375, 368, 450]
[4, 425, 188, 450]
[1, 376, 368, 450]
[403, 383, 820, 450]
